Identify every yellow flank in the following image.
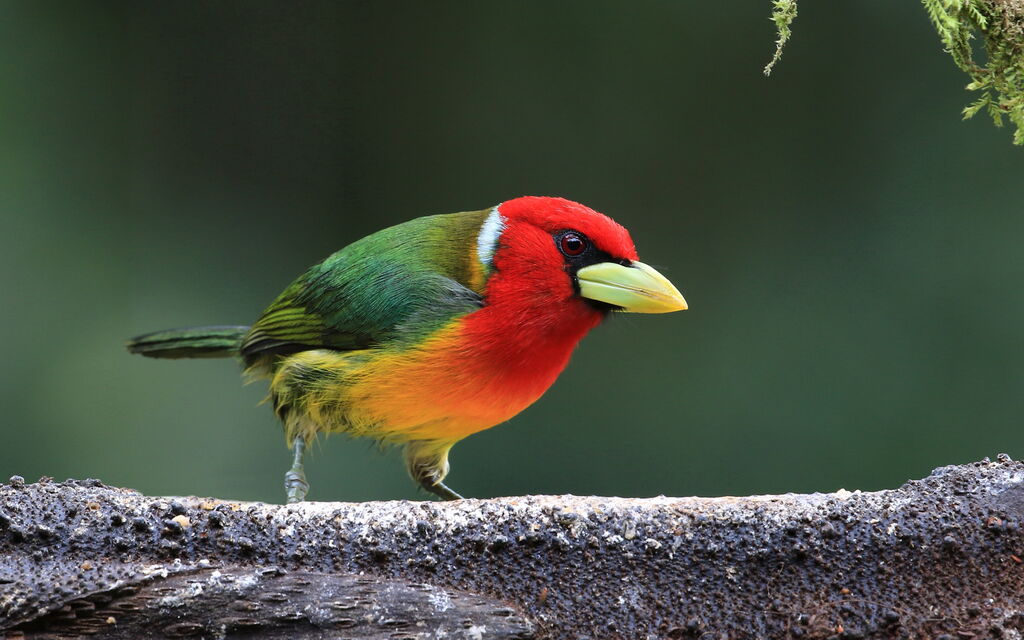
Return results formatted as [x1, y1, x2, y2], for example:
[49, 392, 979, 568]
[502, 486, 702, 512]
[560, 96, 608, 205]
[268, 320, 545, 447]
[464, 240, 488, 295]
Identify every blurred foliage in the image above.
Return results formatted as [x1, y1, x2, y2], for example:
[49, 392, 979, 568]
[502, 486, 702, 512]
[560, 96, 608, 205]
[0, 1, 1021, 504]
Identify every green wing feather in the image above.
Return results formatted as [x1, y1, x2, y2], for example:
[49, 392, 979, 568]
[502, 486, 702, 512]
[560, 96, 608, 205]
[240, 210, 490, 368]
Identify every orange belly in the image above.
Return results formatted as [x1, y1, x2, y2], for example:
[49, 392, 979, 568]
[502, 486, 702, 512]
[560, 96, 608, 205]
[272, 318, 576, 443]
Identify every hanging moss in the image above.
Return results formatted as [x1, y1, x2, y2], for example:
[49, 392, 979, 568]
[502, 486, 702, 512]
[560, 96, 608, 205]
[765, 0, 1024, 145]
[764, 0, 799, 77]
[923, 0, 1024, 144]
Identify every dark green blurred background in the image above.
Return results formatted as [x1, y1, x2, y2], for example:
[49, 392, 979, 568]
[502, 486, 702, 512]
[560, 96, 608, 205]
[1, 1, 1021, 503]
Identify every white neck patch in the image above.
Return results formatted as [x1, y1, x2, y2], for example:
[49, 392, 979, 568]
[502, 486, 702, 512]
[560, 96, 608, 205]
[476, 206, 505, 267]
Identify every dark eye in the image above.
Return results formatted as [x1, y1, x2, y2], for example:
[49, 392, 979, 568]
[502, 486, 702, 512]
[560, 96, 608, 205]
[559, 232, 587, 257]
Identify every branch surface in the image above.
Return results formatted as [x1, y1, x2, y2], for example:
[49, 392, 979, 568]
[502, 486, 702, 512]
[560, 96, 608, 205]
[2, 457, 1024, 639]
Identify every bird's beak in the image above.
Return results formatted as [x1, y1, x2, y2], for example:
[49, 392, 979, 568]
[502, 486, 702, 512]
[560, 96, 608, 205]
[576, 261, 687, 313]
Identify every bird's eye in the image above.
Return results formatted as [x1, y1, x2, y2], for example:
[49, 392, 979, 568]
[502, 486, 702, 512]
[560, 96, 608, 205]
[558, 232, 587, 257]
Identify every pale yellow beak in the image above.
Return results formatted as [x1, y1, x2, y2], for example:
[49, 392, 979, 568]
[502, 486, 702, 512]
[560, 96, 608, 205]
[576, 260, 687, 313]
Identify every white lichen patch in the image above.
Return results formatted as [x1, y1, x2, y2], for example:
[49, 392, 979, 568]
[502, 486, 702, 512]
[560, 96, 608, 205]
[141, 564, 169, 578]
[427, 588, 453, 612]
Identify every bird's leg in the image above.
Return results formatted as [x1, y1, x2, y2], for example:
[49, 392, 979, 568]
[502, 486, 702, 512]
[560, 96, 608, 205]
[424, 480, 464, 501]
[404, 439, 464, 501]
[284, 436, 310, 503]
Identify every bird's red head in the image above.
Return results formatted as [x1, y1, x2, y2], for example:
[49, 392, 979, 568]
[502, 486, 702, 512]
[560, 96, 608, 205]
[457, 195, 685, 405]
[478, 197, 638, 315]
[497, 196, 640, 265]
[471, 195, 685, 350]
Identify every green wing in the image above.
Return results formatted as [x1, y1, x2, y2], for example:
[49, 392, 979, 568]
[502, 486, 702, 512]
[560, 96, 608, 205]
[240, 210, 489, 366]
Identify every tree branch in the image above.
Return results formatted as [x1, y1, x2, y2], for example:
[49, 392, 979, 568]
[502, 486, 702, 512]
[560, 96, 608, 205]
[3, 457, 1024, 639]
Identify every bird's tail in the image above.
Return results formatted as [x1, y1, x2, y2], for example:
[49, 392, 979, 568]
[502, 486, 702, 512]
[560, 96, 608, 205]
[126, 325, 250, 359]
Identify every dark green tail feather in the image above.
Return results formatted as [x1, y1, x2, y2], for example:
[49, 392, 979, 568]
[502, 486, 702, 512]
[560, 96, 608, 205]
[127, 325, 249, 359]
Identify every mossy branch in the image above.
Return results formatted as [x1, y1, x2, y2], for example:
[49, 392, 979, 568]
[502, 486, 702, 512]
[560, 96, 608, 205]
[923, 0, 1024, 144]
[765, 0, 1024, 144]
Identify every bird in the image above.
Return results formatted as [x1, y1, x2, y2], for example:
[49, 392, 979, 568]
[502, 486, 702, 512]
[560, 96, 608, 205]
[127, 196, 687, 503]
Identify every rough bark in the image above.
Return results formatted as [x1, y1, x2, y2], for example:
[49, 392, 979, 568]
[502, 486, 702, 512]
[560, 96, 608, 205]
[2, 456, 1024, 639]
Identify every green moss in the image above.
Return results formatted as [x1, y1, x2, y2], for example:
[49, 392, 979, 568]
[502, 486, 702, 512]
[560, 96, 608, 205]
[764, 0, 799, 77]
[764, 0, 1023, 144]
[923, 0, 1024, 144]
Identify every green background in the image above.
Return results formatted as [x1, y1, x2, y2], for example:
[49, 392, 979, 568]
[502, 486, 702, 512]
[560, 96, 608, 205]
[1, 1, 1021, 502]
